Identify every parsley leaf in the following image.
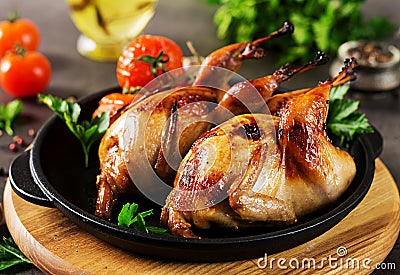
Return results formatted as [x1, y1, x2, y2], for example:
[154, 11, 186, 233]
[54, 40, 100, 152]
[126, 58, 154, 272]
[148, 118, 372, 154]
[0, 237, 32, 271]
[327, 85, 374, 147]
[118, 202, 167, 234]
[117, 202, 139, 227]
[0, 99, 23, 136]
[329, 83, 349, 101]
[38, 94, 110, 167]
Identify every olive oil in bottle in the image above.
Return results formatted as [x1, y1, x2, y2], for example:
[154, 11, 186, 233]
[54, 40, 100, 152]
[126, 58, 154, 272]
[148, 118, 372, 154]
[66, 0, 157, 61]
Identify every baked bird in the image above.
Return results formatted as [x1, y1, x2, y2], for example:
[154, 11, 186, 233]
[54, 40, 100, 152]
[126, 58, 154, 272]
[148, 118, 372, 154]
[161, 58, 358, 238]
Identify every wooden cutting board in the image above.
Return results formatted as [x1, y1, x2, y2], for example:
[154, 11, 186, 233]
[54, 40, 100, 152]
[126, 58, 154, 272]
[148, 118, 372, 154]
[3, 159, 399, 275]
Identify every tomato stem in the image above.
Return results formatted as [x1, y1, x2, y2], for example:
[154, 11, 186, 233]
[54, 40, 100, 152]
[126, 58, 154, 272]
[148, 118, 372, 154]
[135, 50, 170, 78]
[8, 11, 20, 23]
[14, 44, 27, 57]
[122, 82, 142, 94]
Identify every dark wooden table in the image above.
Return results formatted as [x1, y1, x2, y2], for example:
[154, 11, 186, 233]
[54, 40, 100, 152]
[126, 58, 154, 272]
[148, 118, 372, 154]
[0, 0, 398, 274]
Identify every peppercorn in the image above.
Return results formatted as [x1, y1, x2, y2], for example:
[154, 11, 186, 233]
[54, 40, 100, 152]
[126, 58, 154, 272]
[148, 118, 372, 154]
[13, 135, 24, 145]
[28, 128, 36, 137]
[9, 143, 17, 152]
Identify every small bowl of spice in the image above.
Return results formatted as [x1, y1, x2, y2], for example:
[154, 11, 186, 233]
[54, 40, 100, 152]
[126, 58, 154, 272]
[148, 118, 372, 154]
[330, 40, 400, 91]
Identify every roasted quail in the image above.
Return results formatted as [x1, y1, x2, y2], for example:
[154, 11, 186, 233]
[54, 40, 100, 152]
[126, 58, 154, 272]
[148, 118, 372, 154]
[95, 22, 298, 219]
[161, 59, 358, 238]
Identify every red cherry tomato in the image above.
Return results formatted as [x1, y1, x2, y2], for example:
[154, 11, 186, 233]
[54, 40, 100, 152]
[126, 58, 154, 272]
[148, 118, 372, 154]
[92, 92, 143, 123]
[116, 35, 183, 90]
[0, 15, 40, 57]
[0, 47, 51, 98]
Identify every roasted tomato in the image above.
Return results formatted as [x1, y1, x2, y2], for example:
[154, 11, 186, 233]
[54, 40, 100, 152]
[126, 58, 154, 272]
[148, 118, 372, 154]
[0, 14, 40, 57]
[92, 92, 143, 123]
[116, 35, 183, 90]
[0, 46, 51, 98]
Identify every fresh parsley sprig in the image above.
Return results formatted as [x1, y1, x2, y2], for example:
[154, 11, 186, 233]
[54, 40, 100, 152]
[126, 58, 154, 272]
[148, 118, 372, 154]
[327, 85, 374, 147]
[38, 94, 110, 168]
[0, 99, 23, 136]
[118, 202, 167, 234]
[0, 237, 32, 271]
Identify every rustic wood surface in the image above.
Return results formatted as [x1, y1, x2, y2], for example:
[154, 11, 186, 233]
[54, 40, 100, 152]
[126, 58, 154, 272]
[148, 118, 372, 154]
[3, 159, 399, 275]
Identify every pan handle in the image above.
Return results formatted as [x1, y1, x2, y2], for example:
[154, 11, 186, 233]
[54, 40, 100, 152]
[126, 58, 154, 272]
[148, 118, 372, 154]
[9, 150, 55, 208]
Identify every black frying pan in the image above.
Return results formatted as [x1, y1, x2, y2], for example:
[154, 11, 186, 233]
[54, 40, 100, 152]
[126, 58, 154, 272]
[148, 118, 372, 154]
[9, 87, 382, 262]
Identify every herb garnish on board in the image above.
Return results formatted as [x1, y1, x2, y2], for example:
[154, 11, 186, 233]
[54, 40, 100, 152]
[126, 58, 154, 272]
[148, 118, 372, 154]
[0, 99, 23, 136]
[0, 237, 32, 271]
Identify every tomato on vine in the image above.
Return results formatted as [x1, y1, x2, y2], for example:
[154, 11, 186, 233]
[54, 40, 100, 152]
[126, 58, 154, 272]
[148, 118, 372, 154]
[0, 45, 51, 98]
[0, 12, 40, 57]
[116, 35, 183, 90]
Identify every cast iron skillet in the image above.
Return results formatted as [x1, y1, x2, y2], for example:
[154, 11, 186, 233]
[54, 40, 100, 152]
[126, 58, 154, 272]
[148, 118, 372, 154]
[9, 87, 382, 262]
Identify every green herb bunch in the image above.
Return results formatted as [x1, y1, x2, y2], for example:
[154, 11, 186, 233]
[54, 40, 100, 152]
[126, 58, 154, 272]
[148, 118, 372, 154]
[206, 0, 395, 63]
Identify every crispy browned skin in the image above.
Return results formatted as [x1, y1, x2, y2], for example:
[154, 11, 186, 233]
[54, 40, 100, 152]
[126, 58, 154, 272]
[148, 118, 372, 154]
[161, 114, 283, 237]
[193, 22, 294, 87]
[264, 88, 311, 116]
[92, 93, 143, 124]
[95, 87, 221, 218]
[213, 51, 328, 122]
[94, 24, 330, 221]
[95, 23, 296, 219]
[265, 58, 357, 116]
[161, 59, 358, 238]
[95, 58, 329, 219]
